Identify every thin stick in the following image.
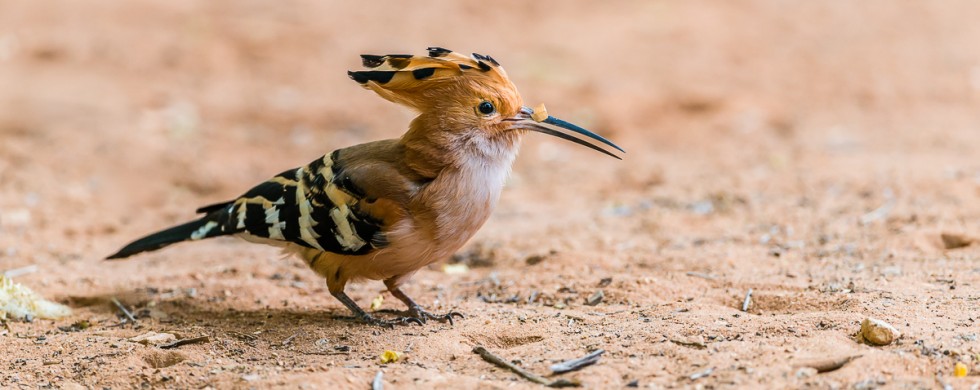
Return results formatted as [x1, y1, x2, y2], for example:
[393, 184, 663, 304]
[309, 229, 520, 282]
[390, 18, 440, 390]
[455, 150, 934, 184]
[670, 338, 707, 349]
[741, 289, 753, 312]
[282, 332, 301, 346]
[689, 367, 713, 380]
[2, 265, 38, 278]
[110, 298, 137, 324]
[159, 336, 210, 349]
[550, 349, 605, 374]
[372, 371, 384, 390]
[472, 346, 579, 388]
[685, 272, 716, 280]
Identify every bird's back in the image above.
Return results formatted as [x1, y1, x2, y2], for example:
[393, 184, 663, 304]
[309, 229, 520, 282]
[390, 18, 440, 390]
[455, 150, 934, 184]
[108, 139, 426, 260]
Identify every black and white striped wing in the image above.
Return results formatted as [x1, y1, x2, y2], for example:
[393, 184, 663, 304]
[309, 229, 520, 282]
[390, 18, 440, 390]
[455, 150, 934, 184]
[212, 151, 388, 255]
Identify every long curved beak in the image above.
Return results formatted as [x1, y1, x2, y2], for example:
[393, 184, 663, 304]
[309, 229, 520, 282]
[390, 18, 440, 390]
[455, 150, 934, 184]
[507, 106, 625, 159]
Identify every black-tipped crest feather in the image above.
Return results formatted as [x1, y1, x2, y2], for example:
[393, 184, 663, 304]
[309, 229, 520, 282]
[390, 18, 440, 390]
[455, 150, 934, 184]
[348, 48, 506, 91]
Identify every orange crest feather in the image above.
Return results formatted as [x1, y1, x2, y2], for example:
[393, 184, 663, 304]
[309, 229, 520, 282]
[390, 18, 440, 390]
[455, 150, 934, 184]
[349, 47, 514, 111]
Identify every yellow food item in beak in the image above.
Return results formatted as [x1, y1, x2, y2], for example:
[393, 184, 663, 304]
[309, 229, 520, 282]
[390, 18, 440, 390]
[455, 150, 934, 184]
[531, 103, 548, 122]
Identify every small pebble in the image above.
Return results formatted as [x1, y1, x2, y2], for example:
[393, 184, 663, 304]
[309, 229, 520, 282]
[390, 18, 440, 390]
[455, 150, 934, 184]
[585, 290, 604, 306]
[129, 331, 177, 346]
[860, 318, 900, 346]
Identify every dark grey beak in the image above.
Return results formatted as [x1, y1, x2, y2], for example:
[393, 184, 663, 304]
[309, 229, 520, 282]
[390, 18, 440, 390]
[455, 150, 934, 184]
[508, 106, 625, 159]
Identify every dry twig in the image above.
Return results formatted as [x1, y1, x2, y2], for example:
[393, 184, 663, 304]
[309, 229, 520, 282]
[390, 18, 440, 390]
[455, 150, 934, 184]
[741, 289, 753, 312]
[372, 370, 384, 390]
[159, 336, 210, 349]
[670, 338, 707, 349]
[550, 350, 605, 374]
[685, 272, 716, 280]
[688, 368, 713, 380]
[282, 332, 301, 346]
[2, 265, 38, 278]
[110, 298, 137, 325]
[472, 346, 579, 388]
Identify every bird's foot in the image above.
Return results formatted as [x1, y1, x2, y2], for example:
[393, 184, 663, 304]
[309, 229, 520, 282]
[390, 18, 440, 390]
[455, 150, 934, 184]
[334, 313, 423, 327]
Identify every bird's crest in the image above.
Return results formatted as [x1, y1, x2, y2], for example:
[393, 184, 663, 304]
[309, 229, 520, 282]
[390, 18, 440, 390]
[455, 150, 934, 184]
[348, 47, 515, 111]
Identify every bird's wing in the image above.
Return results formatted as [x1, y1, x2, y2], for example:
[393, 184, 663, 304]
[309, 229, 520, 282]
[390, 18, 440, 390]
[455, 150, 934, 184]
[215, 140, 425, 256]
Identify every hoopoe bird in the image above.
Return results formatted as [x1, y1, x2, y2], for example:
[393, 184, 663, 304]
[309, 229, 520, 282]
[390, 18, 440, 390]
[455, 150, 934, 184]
[107, 47, 624, 326]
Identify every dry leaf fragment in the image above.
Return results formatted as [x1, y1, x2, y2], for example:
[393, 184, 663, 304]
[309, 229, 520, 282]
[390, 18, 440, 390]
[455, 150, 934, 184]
[370, 295, 384, 311]
[941, 233, 973, 250]
[380, 350, 401, 364]
[0, 275, 72, 320]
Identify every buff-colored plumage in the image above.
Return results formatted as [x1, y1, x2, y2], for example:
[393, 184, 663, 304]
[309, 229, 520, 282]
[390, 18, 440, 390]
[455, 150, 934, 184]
[107, 47, 623, 326]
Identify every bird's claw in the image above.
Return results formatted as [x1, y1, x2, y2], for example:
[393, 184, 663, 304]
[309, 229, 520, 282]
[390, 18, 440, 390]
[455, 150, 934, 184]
[368, 308, 465, 326]
[411, 309, 465, 326]
[356, 313, 424, 328]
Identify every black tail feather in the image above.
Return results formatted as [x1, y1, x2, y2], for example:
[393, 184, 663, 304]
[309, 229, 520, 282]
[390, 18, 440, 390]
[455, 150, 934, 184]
[195, 200, 233, 214]
[106, 216, 228, 260]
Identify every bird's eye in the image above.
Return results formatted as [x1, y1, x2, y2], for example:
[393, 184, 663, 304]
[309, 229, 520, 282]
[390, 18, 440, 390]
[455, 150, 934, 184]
[478, 101, 496, 115]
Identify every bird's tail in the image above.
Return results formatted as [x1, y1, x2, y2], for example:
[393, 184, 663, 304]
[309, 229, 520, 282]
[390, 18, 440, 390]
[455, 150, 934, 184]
[106, 212, 230, 260]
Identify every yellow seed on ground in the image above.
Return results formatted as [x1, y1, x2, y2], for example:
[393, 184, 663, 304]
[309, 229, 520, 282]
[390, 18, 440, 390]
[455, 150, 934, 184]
[370, 295, 384, 311]
[380, 350, 401, 364]
[954, 361, 968, 378]
[531, 103, 548, 122]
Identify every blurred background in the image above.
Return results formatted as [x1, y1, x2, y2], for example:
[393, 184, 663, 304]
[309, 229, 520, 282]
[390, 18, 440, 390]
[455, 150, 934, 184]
[1, 1, 979, 388]
[2, 1, 978, 246]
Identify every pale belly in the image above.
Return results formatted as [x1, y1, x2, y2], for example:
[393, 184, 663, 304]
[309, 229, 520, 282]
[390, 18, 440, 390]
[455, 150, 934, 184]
[278, 158, 511, 287]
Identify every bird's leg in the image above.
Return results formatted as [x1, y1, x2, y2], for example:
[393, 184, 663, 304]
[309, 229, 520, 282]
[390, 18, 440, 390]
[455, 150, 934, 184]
[384, 280, 464, 325]
[328, 283, 422, 327]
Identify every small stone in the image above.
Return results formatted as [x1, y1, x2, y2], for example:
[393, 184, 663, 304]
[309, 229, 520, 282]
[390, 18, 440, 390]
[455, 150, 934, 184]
[147, 308, 170, 321]
[129, 331, 177, 346]
[584, 290, 604, 306]
[860, 318, 900, 346]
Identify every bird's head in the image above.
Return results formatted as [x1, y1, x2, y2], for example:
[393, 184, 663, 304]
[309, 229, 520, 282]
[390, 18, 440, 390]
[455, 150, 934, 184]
[349, 47, 624, 160]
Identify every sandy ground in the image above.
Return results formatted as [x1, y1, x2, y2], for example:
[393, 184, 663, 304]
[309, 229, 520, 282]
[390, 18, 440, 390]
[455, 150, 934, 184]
[2, 0, 980, 388]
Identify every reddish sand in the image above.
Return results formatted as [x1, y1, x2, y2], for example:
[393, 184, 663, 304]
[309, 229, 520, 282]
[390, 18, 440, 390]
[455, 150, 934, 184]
[1, 1, 979, 388]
